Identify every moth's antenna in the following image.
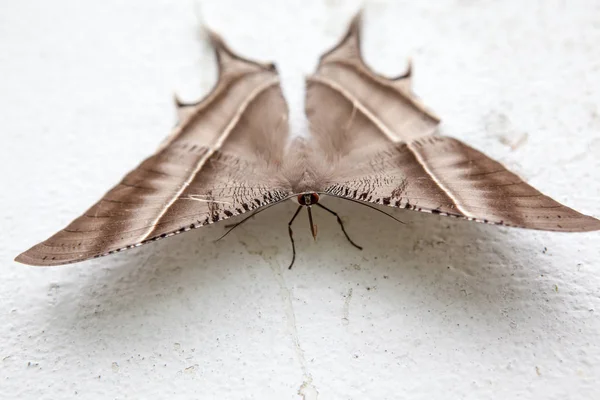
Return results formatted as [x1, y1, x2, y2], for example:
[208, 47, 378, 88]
[315, 203, 362, 250]
[215, 200, 287, 242]
[216, 213, 257, 242]
[329, 195, 405, 225]
[287, 206, 303, 269]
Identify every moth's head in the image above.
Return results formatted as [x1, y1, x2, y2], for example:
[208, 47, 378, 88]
[293, 192, 319, 241]
[297, 192, 320, 206]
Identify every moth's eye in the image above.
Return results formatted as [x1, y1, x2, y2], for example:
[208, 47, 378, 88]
[310, 193, 320, 204]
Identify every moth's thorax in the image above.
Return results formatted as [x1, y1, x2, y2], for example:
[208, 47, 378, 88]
[279, 134, 338, 194]
[295, 192, 320, 206]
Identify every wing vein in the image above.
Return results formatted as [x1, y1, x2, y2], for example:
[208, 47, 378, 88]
[308, 76, 400, 142]
[406, 142, 474, 218]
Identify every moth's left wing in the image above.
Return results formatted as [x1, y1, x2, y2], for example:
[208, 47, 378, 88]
[17, 32, 292, 266]
[305, 13, 600, 232]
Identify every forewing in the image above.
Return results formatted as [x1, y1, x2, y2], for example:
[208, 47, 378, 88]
[306, 13, 600, 232]
[17, 32, 292, 266]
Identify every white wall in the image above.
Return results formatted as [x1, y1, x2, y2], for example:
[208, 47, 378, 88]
[1, 1, 599, 399]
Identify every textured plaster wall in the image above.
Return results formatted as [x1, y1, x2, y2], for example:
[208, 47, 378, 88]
[1, 0, 600, 399]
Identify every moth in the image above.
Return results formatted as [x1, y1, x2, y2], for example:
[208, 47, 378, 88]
[16, 14, 600, 268]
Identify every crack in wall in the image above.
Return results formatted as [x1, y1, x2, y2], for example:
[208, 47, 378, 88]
[237, 230, 319, 399]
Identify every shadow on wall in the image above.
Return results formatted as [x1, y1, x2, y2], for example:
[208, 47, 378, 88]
[40, 195, 562, 336]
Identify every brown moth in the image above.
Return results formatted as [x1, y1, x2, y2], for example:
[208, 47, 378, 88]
[16, 14, 600, 268]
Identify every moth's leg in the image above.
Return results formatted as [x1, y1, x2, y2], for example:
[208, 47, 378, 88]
[287, 206, 303, 270]
[315, 203, 363, 251]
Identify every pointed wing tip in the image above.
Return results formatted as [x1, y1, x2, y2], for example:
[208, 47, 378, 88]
[344, 10, 363, 42]
[204, 27, 224, 48]
[203, 26, 230, 58]
[14, 250, 44, 266]
[552, 212, 600, 232]
[533, 216, 600, 232]
[579, 215, 600, 232]
[14, 245, 79, 267]
[350, 9, 363, 29]
[203, 26, 278, 74]
[173, 93, 184, 107]
[315, 10, 363, 66]
[14, 252, 27, 264]
[14, 250, 85, 267]
[403, 58, 414, 78]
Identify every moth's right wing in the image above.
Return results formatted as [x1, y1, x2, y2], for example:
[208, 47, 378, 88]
[305, 13, 600, 232]
[17, 31, 293, 266]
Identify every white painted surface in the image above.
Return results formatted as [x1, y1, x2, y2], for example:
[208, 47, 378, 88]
[1, 0, 600, 399]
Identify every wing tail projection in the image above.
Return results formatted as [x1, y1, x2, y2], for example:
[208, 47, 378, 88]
[307, 13, 600, 232]
[17, 31, 292, 266]
[306, 11, 440, 157]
